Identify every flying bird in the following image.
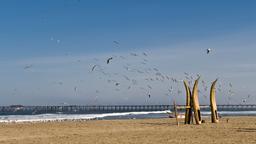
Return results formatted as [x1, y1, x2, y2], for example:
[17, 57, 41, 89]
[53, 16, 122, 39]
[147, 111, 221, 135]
[119, 56, 126, 59]
[93, 58, 99, 61]
[142, 52, 148, 56]
[91, 65, 98, 71]
[168, 88, 173, 93]
[107, 57, 113, 64]
[132, 79, 137, 85]
[153, 68, 159, 71]
[141, 62, 147, 65]
[206, 48, 212, 54]
[57, 82, 63, 85]
[130, 53, 138, 56]
[143, 59, 148, 62]
[185, 76, 190, 80]
[113, 41, 119, 45]
[123, 75, 130, 81]
[24, 64, 33, 69]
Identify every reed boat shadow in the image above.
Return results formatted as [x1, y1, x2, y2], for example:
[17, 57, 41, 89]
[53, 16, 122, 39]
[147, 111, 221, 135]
[236, 128, 256, 133]
[140, 122, 178, 126]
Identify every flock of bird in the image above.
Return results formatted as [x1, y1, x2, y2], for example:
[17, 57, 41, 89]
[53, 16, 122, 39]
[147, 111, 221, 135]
[87, 45, 243, 104]
[21, 44, 251, 105]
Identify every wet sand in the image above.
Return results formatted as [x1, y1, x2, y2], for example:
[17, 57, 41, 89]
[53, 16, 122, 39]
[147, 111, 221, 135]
[0, 117, 256, 144]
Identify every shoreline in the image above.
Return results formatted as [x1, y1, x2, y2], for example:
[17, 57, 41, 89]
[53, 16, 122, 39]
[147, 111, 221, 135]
[0, 110, 171, 123]
[1, 110, 256, 124]
[0, 116, 256, 144]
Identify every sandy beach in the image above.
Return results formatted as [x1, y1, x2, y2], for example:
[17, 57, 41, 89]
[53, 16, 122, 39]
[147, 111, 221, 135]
[0, 117, 255, 144]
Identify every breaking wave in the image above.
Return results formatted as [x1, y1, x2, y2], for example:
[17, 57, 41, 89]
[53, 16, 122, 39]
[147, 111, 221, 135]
[0, 110, 171, 123]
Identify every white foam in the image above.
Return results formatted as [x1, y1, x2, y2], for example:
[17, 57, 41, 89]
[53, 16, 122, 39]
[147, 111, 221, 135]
[0, 110, 171, 123]
[201, 111, 256, 115]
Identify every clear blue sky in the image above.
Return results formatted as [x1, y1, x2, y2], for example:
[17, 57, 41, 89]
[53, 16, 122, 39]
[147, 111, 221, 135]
[0, 0, 256, 105]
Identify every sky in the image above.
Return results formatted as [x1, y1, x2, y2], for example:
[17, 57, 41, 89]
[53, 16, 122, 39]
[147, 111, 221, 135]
[0, 0, 256, 106]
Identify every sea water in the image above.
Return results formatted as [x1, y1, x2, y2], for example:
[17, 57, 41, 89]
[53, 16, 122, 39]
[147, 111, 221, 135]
[0, 110, 256, 123]
[0, 110, 170, 123]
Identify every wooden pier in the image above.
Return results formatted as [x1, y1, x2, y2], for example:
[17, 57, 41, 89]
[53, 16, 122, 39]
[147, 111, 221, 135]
[0, 105, 256, 115]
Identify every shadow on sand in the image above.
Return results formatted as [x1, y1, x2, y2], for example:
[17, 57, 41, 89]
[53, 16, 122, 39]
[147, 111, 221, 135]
[236, 128, 256, 133]
[140, 122, 178, 126]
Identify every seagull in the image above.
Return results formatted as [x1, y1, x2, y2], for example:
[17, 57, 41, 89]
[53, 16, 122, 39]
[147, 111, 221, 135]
[119, 56, 126, 59]
[123, 75, 130, 81]
[142, 52, 148, 56]
[141, 62, 147, 65]
[185, 76, 190, 80]
[113, 41, 119, 45]
[93, 58, 99, 61]
[153, 68, 159, 71]
[206, 48, 212, 54]
[132, 79, 137, 85]
[168, 88, 173, 93]
[57, 82, 63, 85]
[137, 70, 144, 74]
[91, 65, 98, 71]
[155, 72, 162, 76]
[130, 53, 138, 56]
[140, 87, 146, 90]
[24, 64, 33, 69]
[107, 57, 113, 64]
[143, 59, 148, 62]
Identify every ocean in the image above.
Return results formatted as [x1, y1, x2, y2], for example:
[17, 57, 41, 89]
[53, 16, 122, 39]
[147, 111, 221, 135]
[0, 110, 256, 123]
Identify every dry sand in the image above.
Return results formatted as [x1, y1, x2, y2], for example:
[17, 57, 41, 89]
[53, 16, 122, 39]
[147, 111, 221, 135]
[0, 117, 256, 144]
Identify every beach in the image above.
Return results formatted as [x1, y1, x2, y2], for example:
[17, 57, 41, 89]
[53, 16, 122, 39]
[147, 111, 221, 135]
[0, 117, 255, 144]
